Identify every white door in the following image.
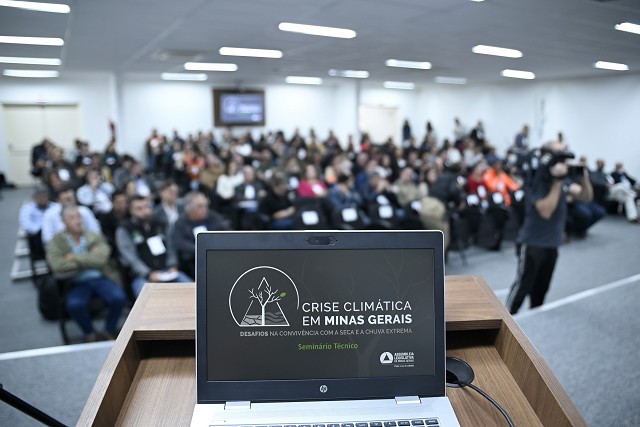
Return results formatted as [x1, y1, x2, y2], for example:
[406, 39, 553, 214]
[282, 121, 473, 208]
[3, 104, 81, 185]
[359, 105, 400, 146]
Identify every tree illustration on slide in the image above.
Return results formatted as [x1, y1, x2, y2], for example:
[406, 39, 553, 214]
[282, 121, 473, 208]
[248, 278, 285, 326]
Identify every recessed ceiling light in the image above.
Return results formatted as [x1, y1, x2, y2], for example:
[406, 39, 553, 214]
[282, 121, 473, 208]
[500, 69, 535, 80]
[469, 0, 485, 2]
[184, 62, 237, 72]
[328, 69, 369, 79]
[278, 22, 356, 39]
[0, 56, 61, 65]
[0, 35, 64, 46]
[3, 69, 59, 78]
[161, 73, 207, 81]
[472, 44, 522, 58]
[219, 47, 283, 59]
[383, 81, 415, 90]
[594, 61, 629, 71]
[285, 76, 323, 85]
[0, 0, 70, 13]
[434, 76, 468, 85]
[385, 59, 431, 70]
[615, 22, 640, 35]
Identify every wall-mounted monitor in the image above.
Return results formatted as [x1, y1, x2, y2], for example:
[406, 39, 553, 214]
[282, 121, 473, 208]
[213, 88, 265, 127]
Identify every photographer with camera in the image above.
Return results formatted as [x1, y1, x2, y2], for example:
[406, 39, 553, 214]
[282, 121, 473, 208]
[507, 140, 593, 315]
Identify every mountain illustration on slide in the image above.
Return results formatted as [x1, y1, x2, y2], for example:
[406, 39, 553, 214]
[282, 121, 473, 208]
[240, 277, 290, 326]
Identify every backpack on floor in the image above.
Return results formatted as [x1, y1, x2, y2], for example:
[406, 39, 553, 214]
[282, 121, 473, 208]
[36, 275, 63, 321]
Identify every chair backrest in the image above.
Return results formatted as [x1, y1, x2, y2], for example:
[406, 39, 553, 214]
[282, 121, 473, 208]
[331, 206, 366, 230]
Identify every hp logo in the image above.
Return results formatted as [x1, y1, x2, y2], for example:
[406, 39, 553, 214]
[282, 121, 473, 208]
[319, 385, 328, 393]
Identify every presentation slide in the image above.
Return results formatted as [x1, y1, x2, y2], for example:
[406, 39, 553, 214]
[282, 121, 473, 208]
[220, 93, 264, 124]
[206, 249, 436, 381]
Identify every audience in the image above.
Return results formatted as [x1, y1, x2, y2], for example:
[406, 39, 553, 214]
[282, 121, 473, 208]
[20, 121, 639, 335]
[116, 195, 191, 297]
[260, 173, 296, 230]
[41, 186, 101, 244]
[19, 185, 55, 263]
[98, 190, 130, 259]
[76, 169, 115, 215]
[45, 205, 126, 342]
[173, 192, 230, 278]
[153, 180, 183, 236]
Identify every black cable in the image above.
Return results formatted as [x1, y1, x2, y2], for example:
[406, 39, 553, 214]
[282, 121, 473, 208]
[0, 383, 67, 427]
[453, 380, 515, 427]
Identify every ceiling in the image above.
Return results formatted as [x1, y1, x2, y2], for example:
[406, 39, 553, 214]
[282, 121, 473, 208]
[1, 0, 640, 86]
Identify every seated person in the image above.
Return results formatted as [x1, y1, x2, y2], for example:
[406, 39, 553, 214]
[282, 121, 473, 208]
[45, 206, 127, 342]
[608, 161, 640, 223]
[76, 169, 115, 215]
[482, 156, 521, 206]
[130, 161, 156, 198]
[234, 165, 267, 230]
[565, 169, 604, 238]
[153, 180, 184, 236]
[41, 185, 101, 245]
[480, 158, 520, 250]
[393, 167, 427, 207]
[173, 192, 231, 278]
[98, 190, 130, 260]
[19, 185, 55, 263]
[297, 164, 328, 199]
[260, 173, 296, 230]
[116, 196, 191, 297]
[327, 174, 371, 227]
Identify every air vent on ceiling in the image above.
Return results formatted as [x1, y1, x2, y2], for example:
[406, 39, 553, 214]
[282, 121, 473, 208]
[152, 49, 204, 62]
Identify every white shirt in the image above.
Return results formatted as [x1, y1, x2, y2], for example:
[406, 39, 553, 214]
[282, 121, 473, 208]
[76, 183, 114, 214]
[19, 201, 57, 235]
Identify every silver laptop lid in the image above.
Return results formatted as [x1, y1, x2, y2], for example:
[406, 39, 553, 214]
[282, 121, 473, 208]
[195, 230, 446, 404]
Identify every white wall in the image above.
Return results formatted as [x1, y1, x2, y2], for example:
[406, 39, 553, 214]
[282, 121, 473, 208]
[1, 72, 639, 178]
[0, 73, 114, 173]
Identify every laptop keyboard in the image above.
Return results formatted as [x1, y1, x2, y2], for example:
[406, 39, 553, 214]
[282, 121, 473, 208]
[215, 419, 441, 427]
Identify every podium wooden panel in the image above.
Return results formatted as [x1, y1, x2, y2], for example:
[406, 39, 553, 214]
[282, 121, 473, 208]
[78, 276, 587, 427]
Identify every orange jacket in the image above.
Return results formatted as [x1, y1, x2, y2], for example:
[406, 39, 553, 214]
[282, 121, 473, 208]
[482, 168, 520, 206]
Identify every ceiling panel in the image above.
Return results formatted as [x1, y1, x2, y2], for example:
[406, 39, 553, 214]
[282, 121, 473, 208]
[0, 0, 639, 83]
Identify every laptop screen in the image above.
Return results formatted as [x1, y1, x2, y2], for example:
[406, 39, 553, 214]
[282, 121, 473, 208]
[196, 231, 446, 403]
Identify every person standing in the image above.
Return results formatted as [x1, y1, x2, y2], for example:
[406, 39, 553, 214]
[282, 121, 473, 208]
[507, 141, 593, 314]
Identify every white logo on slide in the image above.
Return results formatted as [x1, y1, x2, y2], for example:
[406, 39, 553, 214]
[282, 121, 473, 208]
[229, 266, 299, 327]
[380, 352, 394, 364]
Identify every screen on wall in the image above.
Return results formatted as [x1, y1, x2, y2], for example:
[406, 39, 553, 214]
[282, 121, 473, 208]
[213, 88, 265, 127]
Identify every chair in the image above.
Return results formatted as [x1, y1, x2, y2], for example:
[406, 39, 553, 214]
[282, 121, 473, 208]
[39, 270, 106, 345]
[448, 211, 471, 266]
[330, 206, 367, 230]
[366, 202, 398, 230]
[292, 198, 329, 230]
[26, 231, 49, 283]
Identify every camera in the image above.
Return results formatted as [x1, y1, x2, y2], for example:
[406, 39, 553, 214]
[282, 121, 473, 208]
[509, 147, 584, 186]
[567, 165, 585, 180]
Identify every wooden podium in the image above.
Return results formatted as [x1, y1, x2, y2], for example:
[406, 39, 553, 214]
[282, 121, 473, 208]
[78, 276, 587, 427]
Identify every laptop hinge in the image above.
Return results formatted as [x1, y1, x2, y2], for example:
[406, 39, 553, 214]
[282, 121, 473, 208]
[224, 401, 251, 410]
[395, 396, 421, 405]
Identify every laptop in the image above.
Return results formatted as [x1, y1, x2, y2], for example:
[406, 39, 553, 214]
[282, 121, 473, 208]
[192, 230, 460, 427]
